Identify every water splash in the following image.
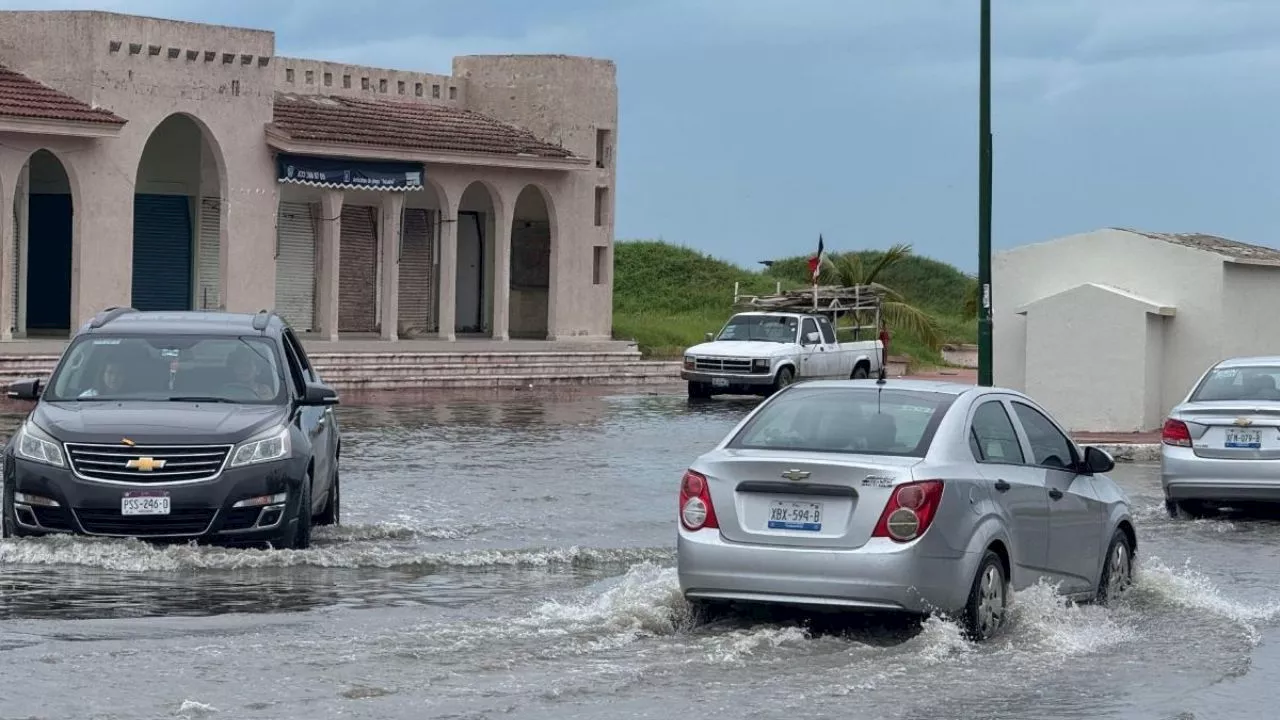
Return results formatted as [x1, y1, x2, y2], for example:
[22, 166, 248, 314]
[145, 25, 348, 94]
[0, 534, 673, 572]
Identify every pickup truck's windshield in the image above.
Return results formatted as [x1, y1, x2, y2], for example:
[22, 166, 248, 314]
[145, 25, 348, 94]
[45, 335, 286, 404]
[716, 315, 797, 343]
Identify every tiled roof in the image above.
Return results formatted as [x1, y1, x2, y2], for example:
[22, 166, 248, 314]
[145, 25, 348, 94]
[1119, 228, 1280, 266]
[0, 65, 125, 125]
[271, 93, 577, 159]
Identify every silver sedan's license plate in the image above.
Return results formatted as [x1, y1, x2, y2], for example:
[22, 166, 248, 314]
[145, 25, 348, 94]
[1225, 428, 1261, 449]
[768, 500, 822, 531]
[122, 491, 170, 516]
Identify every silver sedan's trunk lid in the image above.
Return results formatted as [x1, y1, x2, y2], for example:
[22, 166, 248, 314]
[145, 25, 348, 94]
[1175, 401, 1280, 459]
[699, 449, 922, 550]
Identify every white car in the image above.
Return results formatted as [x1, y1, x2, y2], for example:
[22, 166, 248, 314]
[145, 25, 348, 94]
[681, 312, 883, 399]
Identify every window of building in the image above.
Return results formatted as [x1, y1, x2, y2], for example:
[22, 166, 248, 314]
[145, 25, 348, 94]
[397, 80, 405, 95]
[324, 72, 333, 87]
[594, 186, 609, 227]
[448, 86, 457, 100]
[343, 74, 352, 89]
[595, 128, 612, 169]
[593, 246, 607, 285]
[305, 69, 314, 84]
[361, 77, 370, 90]
[285, 68, 295, 83]
[432, 84, 441, 98]
[379, 78, 388, 93]
[414, 82, 423, 97]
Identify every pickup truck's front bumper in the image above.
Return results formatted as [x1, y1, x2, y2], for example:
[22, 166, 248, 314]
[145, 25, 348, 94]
[681, 369, 776, 389]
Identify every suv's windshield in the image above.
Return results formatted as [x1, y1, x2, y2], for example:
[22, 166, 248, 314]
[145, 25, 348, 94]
[1190, 365, 1280, 402]
[45, 335, 286, 404]
[716, 315, 798, 343]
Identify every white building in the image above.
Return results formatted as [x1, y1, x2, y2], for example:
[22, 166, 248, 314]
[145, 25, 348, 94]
[993, 228, 1280, 433]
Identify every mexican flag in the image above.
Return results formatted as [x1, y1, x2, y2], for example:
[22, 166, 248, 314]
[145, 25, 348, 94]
[807, 234, 826, 284]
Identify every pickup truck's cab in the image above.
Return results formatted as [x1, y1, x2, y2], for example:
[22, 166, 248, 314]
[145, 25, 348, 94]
[681, 311, 884, 399]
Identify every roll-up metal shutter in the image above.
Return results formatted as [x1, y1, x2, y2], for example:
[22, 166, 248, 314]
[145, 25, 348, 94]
[196, 197, 221, 310]
[131, 194, 193, 312]
[274, 201, 316, 332]
[397, 208, 432, 336]
[338, 205, 377, 333]
[26, 194, 73, 330]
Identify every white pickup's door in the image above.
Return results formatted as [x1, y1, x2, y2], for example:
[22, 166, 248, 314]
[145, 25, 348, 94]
[798, 317, 825, 377]
[816, 316, 847, 378]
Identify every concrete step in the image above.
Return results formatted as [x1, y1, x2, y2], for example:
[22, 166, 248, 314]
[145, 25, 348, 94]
[313, 361, 677, 379]
[331, 372, 682, 391]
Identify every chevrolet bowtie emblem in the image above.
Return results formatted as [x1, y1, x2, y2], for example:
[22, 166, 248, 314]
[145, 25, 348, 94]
[1234, 417, 1253, 427]
[126, 457, 166, 472]
[781, 469, 811, 482]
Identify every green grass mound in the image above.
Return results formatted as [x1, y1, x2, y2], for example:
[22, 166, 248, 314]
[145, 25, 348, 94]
[611, 240, 977, 366]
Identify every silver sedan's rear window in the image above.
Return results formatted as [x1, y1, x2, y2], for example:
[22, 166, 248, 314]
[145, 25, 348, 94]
[727, 386, 956, 457]
[1191, 366, 1280, 402]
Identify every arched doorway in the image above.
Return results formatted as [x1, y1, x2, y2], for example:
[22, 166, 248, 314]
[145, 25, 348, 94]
[132, 114, 225, 312]
[398, 181, 446, 338]
[509, 185, 553, 339]
[14, 150, 75, 335]
[455, 182, 497, 335]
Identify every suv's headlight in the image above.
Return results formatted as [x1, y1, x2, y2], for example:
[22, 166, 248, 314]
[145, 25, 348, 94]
[15, 422, 65, 468]
[230, 426, 291, 467]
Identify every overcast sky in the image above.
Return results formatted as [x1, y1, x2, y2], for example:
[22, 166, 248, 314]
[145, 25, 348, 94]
[8, 0, 1279, 271]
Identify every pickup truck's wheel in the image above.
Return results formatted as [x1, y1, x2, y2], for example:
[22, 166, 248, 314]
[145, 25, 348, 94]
[687, 381, 712, 400]
[852, 363, 869, 380]
[771, 367, 794, 394]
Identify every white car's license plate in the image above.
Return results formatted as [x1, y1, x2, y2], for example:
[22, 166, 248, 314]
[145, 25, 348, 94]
[768, 500, 823, 531]
[711, 377, 729, 388]
[121, 492, 170, 516]
[1225, 428, 1261, 449]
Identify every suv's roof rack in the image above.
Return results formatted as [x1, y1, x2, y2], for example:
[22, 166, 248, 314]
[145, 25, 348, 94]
[88, 306, 137, 329]
[251, 309, 277, 332]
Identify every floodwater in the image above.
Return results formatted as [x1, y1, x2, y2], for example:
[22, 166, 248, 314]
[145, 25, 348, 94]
[0, 389, 1277, 720]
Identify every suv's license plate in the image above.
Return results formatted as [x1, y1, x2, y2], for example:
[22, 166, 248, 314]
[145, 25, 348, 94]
[122, 492, 170, 516]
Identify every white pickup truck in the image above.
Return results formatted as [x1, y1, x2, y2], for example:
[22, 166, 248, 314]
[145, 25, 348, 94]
[681, 311, 884, 399]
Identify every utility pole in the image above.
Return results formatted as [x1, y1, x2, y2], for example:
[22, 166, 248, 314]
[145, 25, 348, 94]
[977, 0, 994, 387]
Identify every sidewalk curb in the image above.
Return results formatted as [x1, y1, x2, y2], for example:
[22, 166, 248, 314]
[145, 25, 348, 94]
[1082, 443, 1159, 464]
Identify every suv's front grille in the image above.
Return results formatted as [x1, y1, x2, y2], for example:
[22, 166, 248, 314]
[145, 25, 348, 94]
[74, 507, 217, 537]
[694, 357, 754, 373]
[65, 443, 233, 484]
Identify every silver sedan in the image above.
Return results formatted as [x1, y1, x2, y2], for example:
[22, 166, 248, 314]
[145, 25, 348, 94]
[1161, 356, 1280, 518]
[676, 379, 1136, 641]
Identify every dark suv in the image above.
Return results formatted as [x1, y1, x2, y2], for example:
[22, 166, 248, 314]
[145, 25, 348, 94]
[2, 308, 341, 549]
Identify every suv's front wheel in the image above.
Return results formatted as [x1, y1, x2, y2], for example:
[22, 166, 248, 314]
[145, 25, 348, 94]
[274, 473, 313, 550]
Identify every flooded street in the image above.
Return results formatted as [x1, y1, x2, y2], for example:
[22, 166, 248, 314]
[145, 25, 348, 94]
[1, 389, 1278, 720]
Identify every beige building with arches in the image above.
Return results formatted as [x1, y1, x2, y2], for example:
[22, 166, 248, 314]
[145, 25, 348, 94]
[0, 10, 617, 343]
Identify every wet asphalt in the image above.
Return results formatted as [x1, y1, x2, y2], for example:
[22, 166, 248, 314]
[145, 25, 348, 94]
[0, 389, 1277, 720]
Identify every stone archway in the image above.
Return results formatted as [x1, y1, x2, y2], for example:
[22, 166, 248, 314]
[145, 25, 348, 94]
[14, 149, 77, 335]
[455, 182, 498, 335]
[132, 113, 227, 312]
[509, 184, 555, 339]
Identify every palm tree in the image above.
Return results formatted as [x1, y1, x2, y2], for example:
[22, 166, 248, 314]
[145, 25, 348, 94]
[820, 243, 945, 351]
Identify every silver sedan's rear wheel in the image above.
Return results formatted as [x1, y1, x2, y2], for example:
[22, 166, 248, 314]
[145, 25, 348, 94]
[961, 550, 1007, 641]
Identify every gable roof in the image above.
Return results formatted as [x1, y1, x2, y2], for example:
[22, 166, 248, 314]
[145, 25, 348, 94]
[1114, 228, 1280, 267]
[270, 93, 580, 160]
[1015, 282, 1176, 317]
[0, 65, 125, 125]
